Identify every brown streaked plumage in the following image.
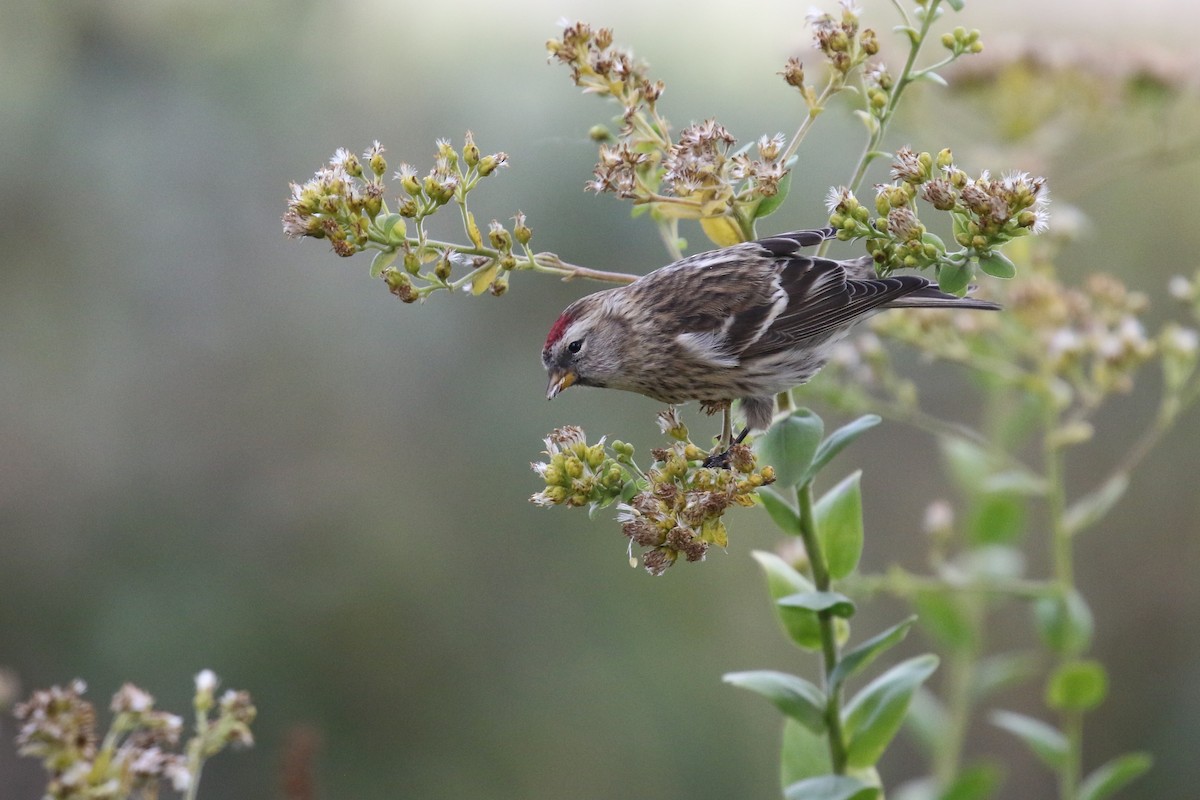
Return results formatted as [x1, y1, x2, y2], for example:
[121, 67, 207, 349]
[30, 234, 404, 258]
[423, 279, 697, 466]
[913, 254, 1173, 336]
[543, 228, 998, 442]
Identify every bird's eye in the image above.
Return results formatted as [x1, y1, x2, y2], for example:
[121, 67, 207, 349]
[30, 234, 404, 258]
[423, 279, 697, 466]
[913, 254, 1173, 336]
[567, 339, 583, 354]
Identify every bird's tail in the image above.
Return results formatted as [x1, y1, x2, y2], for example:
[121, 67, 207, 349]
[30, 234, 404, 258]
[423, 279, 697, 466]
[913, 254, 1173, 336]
[885, 284, 1000, 311]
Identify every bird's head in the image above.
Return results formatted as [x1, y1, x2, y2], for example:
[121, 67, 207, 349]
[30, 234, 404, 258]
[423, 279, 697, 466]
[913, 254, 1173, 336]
[541, 294, 629, 400]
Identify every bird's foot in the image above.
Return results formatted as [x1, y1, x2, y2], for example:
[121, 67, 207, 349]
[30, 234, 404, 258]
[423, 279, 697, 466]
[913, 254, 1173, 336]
[702, 449, 733, 470]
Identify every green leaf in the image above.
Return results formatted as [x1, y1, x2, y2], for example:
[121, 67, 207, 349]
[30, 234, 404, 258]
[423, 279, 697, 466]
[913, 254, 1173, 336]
[370, 248, 398, 278]
[843, 654, 939, 769]
[760, 487, 802, 535]
[1046, 659, 1108, 712]
[751, 551, 822, 651]
[755, 169, 792, 219]
[990, 710, 1067, 770]
[815, 471, 863, 579]
[967, 490, 1026, 545]
[1033, 589, 1093, 656]
[920, 71, 949, 88]
[904, 688, 948, 758]
[723, 670, 827, 734]
[785, 775, 880, 800]
[809, 415, 881, 482]
[1079, 752, 1153, 800]
[940, 436, 990, 495]
[1064, 474, 1128, 536]
[829, 616, 917, 692]
[914, 590, 977, 651]
[854, 110, 880, 134]
[939, 763, 1003, 800]
[944, 0, 965, 11]
[782, 718, 833, 787]
[379, 213, 407, 244]
[977, 251, 1016, 279]
[970, 652, 1040, 702]
[937, 261, 972, 296]
[779, 591, 856, 618]
[759, 409, 825, 487]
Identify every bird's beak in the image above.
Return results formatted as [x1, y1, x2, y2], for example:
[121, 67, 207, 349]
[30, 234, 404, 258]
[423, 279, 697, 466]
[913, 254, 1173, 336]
[546, 369, 577, 400]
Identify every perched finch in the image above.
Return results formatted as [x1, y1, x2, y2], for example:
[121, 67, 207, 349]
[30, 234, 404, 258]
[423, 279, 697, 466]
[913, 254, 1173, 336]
[542, 228, 998, 461]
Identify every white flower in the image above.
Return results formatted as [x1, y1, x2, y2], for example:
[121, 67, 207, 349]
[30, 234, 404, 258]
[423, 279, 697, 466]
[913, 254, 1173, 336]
[195, 669, 219, 695]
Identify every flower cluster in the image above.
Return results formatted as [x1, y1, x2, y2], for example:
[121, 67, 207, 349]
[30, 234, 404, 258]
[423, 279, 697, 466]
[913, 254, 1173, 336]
[546, 22, 663, 130]
[530, 426, 632, 512]
[828, 147, 1048, 288]
[531, 410, 776, 575]
[808, 257, 1199, 446]
[807, 1, 878, 74]
[284, 137, 534, 303]
[13, 672, 253, 800]
[550, 21, 794, 248]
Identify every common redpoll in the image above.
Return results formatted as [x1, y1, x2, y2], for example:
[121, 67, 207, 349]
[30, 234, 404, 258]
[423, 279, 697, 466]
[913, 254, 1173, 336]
[542, 228, 998, 459]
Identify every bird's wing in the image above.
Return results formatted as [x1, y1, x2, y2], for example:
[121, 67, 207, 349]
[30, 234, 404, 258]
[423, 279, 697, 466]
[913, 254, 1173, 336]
[637, 249, 782, 366]
[739, 241, 930, 359]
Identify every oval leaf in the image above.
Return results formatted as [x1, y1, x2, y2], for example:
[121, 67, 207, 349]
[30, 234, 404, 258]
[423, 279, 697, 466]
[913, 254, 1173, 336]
[759, 486, 803, 535]
[843, 654, 939, 769]
[814, 471, 863, 580]
[469, 261, 500, 295]
[829, 616, 917, 693]
[759, 409, 825, 488]
[1064, 474, 1128, 536]
[700, 215, 745, 247]
[755, 170, 793, 219]
[1046, 659, 1108, 712]
[990, 710, 1067, 770]
[779, 591, 856, 618]
[1079, 752, 1153, 800]
[970, 652, 1040, 702]
[723, 670, 827, 734]
[1033, 589, 1093, 656]
[977, 251, 1016, 279]
[914, 590, 978, 652]
[808, 415, 881, 481]
[939, 763, 1003, 800]
[370, 248, 398, 279]
[785, 775, 880, 800]
[781, 718, 833, 787]
[937, 262, 973, 296]
[751, 550, 822, 651]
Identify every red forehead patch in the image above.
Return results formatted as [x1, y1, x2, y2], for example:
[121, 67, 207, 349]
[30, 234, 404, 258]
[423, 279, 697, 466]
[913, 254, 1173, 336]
[544, 311, 575, 351]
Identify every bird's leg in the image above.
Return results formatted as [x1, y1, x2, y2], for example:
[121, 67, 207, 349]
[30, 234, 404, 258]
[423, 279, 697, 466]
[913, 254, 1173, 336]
[702, 402, 738, 469]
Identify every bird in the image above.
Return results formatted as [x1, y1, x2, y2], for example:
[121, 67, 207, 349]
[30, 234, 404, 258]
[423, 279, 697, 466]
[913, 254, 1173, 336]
[542, 227, 999, 466]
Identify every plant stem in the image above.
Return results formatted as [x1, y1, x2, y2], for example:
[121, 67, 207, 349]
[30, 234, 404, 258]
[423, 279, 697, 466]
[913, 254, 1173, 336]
[818, 0, 945, 258]
[932, 596, 983, 787]
[781, 75, 846, 167]
[797, 480, 849, 774]
[1043, 414, 1081, 800]
[1061, 710, 1083, 800]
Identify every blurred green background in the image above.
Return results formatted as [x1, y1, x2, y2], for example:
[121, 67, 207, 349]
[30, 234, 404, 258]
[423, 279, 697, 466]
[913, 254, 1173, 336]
[2, 1, 1199, 798]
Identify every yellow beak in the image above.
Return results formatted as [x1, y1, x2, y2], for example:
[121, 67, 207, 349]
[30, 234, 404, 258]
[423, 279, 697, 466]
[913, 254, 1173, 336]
[546, 369, 577, 400]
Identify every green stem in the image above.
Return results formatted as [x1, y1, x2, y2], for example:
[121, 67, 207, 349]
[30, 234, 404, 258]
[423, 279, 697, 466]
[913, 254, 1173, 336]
[1044, 413, 1082, 800]
[184, 717, 208, 800]
[797, 481, 849, 774]
[932, 597, 984, 787]
[780, 74, 846, 167]
[657, 218, 684, 261]
[1061, 710, 1083, 800]
[818, 0, 945, 258]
